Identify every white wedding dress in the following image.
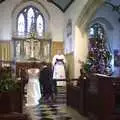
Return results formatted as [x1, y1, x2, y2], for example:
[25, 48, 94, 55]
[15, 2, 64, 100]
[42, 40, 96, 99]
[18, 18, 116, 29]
[26, 68, 41, 106]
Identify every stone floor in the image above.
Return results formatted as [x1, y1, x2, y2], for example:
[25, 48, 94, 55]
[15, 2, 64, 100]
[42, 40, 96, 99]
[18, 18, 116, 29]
[24, 87, 88, 120]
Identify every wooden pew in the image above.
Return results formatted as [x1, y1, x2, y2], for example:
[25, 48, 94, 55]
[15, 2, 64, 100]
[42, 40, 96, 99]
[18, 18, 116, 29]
[86, 73, 120, 120]
[67, 78, 88, 116]
[67, 73, 120, 120]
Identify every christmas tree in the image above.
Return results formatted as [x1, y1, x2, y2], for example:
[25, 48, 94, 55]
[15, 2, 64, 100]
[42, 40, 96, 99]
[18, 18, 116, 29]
[84, 23, 112, 75]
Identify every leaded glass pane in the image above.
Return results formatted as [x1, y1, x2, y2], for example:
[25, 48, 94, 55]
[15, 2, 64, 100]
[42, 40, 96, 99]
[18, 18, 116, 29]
[88, 23, 104, 39]
[37, 15, 43, 36]
[18, 13, 25, 35]
[27, 8, 35, 33]
[90, 27, 94, 35]
[17, 6, 44, 36]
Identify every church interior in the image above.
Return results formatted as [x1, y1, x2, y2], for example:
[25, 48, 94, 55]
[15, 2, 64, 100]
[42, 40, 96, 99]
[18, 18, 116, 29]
[0, 0, 120, 119]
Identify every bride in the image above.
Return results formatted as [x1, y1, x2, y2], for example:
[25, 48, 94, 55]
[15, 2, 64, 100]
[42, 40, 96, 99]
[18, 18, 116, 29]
[25, 68, 41, 106]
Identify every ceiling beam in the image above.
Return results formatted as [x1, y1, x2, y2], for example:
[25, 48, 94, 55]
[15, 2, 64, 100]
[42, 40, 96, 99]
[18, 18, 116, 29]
[47, 0, 75, 12]
[0, 0, 5, 3]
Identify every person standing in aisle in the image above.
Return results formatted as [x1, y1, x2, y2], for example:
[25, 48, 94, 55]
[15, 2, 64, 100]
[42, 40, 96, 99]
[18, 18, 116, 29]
[40, 62, 53, 102]
[52, 50, 66, 95]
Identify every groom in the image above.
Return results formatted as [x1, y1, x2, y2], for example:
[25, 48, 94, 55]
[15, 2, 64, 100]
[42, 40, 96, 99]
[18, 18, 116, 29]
[39, 62, 53, 101]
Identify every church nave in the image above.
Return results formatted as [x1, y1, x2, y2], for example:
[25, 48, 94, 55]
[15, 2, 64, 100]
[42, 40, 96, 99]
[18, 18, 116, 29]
[24, 87, 88, 120]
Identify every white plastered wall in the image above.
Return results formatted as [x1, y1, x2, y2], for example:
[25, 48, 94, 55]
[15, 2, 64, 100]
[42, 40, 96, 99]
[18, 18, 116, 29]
[0, 0, 64, 41]
[64, 0, 104, 78]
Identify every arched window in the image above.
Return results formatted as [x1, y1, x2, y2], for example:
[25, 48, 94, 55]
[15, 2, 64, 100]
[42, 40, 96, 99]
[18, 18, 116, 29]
[88, 23, 104, 40]
[17, 6, 44, 36]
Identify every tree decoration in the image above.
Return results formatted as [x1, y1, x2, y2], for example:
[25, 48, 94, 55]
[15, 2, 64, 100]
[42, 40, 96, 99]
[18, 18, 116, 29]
[84, 23, 112, 75]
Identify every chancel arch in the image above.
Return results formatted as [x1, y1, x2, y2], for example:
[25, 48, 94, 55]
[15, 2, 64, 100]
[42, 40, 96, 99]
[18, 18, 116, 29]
[74, 0, 104, 77]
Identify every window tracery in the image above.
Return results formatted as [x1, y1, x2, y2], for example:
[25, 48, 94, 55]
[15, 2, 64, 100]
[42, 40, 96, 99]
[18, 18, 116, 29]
[17, 6, 44, 37]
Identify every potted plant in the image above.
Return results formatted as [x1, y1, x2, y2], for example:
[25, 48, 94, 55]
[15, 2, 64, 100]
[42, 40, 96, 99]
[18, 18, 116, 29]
[0, 67, 20, 113]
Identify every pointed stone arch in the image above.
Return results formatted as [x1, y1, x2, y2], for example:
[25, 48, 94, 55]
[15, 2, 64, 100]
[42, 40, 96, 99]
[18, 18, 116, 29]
[77, 0, 104, 30]
[12, 0, 50, 36]
[74, 0, 105, 77]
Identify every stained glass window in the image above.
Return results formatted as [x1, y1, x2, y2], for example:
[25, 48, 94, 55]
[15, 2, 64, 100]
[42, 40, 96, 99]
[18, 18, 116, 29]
[27, 8, 35, 33]
[18, 13, 25, 35]
[88, 23, 104, 39]
[37, 15, 44, 36]
[17, 6, 44, 36]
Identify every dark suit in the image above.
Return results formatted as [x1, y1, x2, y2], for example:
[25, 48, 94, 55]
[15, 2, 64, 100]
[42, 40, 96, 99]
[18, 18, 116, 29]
[40, 66, 53, 99]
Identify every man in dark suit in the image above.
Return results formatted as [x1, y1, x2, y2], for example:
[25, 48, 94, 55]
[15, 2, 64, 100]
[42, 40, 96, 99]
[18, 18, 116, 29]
[39, 62, 53, 102]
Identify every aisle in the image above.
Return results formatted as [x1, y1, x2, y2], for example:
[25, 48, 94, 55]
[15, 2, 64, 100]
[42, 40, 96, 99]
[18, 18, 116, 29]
[24, 87, 88, 120]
